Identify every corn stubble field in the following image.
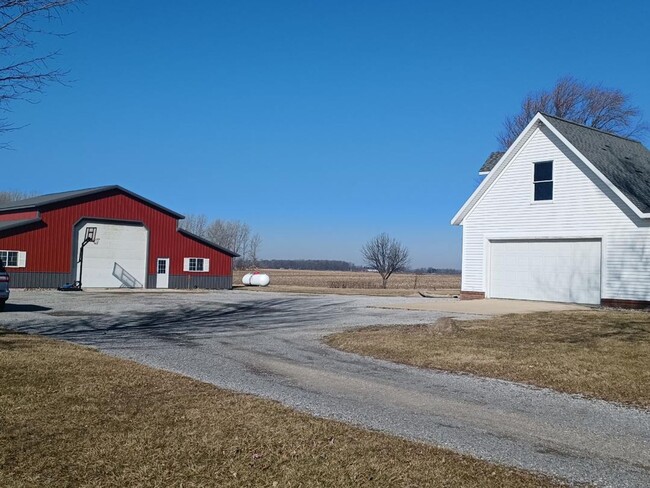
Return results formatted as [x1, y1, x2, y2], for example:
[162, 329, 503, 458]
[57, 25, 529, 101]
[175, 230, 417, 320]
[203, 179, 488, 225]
[233, 269, 461, 296]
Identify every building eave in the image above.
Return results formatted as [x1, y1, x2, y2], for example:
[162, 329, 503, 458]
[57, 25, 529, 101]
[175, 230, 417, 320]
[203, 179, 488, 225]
[177, 228, 240, 257]
[451, 113, 546, 225]
[0, 217, 43, 234]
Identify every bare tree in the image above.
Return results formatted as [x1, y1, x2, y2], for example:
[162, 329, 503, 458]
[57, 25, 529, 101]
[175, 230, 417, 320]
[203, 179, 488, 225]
[498, 76, 648, 149]
[0, 1, 79, 137]
[180, 213, 208, 237]
[206, 219, 250, 258]
[179, 215, 261, 269]
[248, 233, 262, 268]
[0, 190, 36, 204]
[361, 233, 409, 289]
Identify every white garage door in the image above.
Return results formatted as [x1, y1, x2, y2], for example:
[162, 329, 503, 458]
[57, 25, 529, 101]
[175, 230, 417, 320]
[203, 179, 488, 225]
[76, 222, 148, 288]
[489, 239, 601, 305]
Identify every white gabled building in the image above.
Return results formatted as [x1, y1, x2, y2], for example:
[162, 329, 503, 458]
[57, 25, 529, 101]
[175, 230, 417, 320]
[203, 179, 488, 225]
[452, 112, 650, 308]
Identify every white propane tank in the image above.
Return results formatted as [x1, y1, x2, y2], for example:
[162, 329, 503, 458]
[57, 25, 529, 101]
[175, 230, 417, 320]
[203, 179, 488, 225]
[242, 272, 270, 287]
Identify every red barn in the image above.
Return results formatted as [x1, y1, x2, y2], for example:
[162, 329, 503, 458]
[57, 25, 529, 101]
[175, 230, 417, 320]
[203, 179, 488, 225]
[0, 186, 238, 289]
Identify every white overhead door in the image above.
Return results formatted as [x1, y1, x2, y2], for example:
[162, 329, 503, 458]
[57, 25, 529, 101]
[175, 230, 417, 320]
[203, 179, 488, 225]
[489, 239, 601, 305]
[77, 222, 148, 288]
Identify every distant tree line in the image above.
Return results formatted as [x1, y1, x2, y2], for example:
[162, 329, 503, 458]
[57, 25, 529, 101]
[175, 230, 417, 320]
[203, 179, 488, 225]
[257, 259, 361, 271]
[410, 267, 461, 275]
[255, 259, 460, 274]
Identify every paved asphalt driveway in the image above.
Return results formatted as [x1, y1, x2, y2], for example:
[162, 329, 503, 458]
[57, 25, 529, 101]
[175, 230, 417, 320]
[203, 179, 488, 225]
[2, 290, 649, 487]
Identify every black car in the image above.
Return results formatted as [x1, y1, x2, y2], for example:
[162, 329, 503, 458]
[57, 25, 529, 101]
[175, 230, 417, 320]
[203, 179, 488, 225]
[0, 259, 9, 311]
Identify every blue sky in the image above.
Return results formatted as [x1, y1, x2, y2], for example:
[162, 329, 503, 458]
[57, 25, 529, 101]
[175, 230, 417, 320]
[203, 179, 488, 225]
[5, 1, 650, 267]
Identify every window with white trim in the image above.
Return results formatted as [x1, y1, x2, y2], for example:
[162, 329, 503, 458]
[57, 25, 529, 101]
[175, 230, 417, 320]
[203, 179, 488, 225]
[0, 250, 26, 268]
[190, 258, 203, 271]
[533, 161, 553, 201]
[183, 257, 210, 272]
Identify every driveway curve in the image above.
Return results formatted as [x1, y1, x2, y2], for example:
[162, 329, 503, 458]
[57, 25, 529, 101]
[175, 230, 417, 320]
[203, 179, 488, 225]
[3, 290, 649, 487]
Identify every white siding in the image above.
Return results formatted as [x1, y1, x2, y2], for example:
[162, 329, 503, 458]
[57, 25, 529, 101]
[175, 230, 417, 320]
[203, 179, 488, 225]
[77, 222, 148, 288]
[462, 125, 650, 302]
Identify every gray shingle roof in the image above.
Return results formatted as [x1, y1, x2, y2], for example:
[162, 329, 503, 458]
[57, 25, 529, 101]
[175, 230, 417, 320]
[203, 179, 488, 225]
[479, 114, 650, 213]
[0, 185, 184, 219]
[479, 151, 505, 173]
[541, 114, 650, 213]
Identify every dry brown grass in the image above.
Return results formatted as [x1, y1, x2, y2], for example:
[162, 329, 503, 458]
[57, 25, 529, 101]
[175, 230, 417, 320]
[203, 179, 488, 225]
[326, 311, 650, 409]
[0, 329, 561, 487]
[234, 269, 461, 297]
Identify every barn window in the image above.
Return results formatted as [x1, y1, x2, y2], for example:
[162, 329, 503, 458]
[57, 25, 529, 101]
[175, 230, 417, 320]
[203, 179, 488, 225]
[0, 250, 26, 268]
[533, 161, 553, 201]
[183, 257, 210, 272]
[190, 258, 203, 271]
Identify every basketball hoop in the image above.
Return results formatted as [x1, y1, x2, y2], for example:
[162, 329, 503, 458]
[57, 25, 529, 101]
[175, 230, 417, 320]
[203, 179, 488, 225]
[78, 226, 99, 290]
[85, 226, 97, 243]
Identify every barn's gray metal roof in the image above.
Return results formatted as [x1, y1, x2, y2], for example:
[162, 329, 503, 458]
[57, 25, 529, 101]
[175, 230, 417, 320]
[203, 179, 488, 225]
[0, 185, 185, 219]
[0, 218, 42, 233]
[178, 228, 240, 257]
[479, 115, 650, 213]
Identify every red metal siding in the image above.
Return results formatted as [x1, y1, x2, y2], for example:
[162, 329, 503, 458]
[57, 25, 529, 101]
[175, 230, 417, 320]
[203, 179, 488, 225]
[0, 189, 232, 279]
[0, 210, 39, 221]
[170, 234, 233, 276]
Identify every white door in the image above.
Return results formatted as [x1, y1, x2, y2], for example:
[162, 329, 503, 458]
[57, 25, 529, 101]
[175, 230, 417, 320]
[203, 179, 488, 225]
[489, 239, 601, 305]
[156, 258, 170, 289]
[77, 222, 148, 288]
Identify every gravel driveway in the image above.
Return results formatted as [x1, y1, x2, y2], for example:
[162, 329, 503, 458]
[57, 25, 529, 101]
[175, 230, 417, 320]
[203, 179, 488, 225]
[2, 289, 649, 487]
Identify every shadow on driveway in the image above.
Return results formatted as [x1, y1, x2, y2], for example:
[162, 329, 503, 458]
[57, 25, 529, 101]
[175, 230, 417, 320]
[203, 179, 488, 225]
[9, 296, 348, 348]
[3, 303, 52, 312]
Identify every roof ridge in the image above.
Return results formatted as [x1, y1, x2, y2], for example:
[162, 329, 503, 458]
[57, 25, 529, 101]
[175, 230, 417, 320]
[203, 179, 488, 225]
[540, 113, 642, 144]
[0, 185, 185, 219]
[31, 185, 118, 200]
